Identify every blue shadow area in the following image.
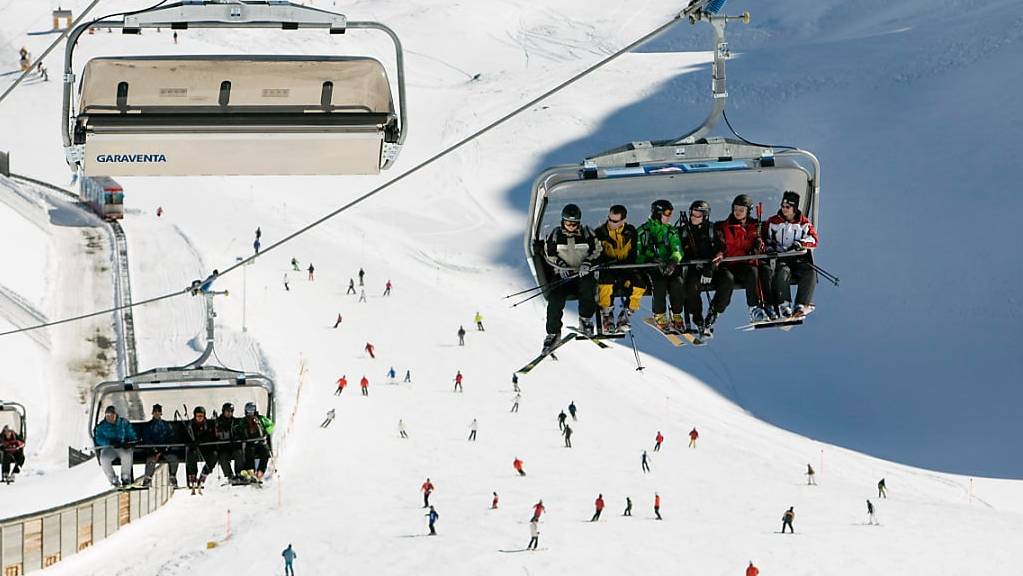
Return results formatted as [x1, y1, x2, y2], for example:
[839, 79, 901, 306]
[498, 3, 1023, 478]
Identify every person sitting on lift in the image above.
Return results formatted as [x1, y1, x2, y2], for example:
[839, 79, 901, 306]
[636, 200, 685, 331]
[709, 194, 770, 325]
[542, 204, 603, 352]
[1, 425, 26, 483]
[679, 200, 722, 335]
[594, 204, 645, 333]
[763, 190, 819, 318]
[141, 403, 180, 488]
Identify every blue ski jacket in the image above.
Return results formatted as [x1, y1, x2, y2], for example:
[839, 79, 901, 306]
[94, 417, 137, 449]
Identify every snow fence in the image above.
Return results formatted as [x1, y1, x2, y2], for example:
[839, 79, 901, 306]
[0, 464, 174, 574]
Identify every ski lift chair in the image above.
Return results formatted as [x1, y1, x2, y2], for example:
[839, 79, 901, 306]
[89, 367, 276, 470]
[0, 401, 27, 442]
[524, 7, 821, 301]
[62, 1, 407, 176]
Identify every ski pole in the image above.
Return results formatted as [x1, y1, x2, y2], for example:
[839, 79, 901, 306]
[628, 331, 645, 371]
[809, 262, 840, 286]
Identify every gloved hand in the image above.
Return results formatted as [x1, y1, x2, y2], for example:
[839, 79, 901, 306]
[661, 262, 677, 276]
[755, 239, 766, 253]
[700, 273, 713, 285]
[790, 241, 803, 251]
[578, 262, 592, 277]
[557, 268, 573, 279]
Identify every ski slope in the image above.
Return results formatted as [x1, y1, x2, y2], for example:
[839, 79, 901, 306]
[1, 0, 1023, 574]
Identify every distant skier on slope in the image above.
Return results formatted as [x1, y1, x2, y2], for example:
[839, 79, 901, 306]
[781, 506, 795, 533]
[654, 431, 664, 452]
[365, 342, 376, 359]
[359, 289, 367, 303]
[623, 497, 632, 517]
[514, 457, 526, 476]
[530, 499, 545, 521]
[689, 427, 699, 448]
[383, 280, 392, 296]
[654, 492, 662, 520]
[557, 410, 567, 430]
[426, 506, 439, 535]
[453, 371, 463, 392]
[878, 478, 887, 498]
[511, 393, 521, 413]
[335, 375, 347, 396]
[387, 366, 397, 382]
[641, 450, 650, 473]
[475, 311, 485, 331]
[468, 419, 478, 441]
[283, 273, 290, 291]
[491, 491, 499, 509]
[867, 499, 877, 525]
[590, 494, 605, 521]
[320, 409, 336, 428]
[398, 419, 408, 439]
[421, 478, 435, 507]
[806, 463, 816, 485]
[746, 561, 759, 576]
[291, 257, 300, 271]
[347, 278, 357, 295]
[281, 544, 297, 576]
[307, 263, 315, 281]
[457, 325, 466, 346]
[360, 376, 369, 396]
[358, 267, 365, 286]
[333, 313, 343, 329]
[568, 401, 577, 421]
[541, 203, 602, 352]
[512, 373, 520, 393]
[562, 424, 572, 448]
[404, 369, 412, 383]
[527, 519, 539, 550]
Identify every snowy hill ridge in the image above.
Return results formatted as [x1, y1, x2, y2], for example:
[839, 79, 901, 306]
[1, 0, 1022, 575]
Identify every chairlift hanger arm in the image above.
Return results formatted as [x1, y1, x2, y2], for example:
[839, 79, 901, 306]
[61, 1, 407, 167]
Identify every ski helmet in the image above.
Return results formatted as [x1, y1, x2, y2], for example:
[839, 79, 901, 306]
[689, 200, 710, 218]
[560, 203, 582, 223]
[244, 402, 257, 416]
[651, 199, 674, 219]
[781, 190, 800, 207]
[732, 194, 753, 210]
[193, 406, 206, 415]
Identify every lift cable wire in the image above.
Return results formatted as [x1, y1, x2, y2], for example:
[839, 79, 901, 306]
[0, 8, 694, 339]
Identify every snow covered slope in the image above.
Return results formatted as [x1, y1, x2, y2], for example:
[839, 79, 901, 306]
[1, 0, 1022, 575]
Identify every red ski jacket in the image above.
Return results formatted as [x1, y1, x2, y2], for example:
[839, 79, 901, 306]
[360, 377, 369, 388]
[654, 494, 661, 507]
[421, 481, 434, 493]
[337, 377, 347, 389]
[714, 214, 763, 264]
[595, 497, 605, 511]
[746, 564, 760, 576]
[655, 433, 664, 444]
[532, 503, 545, 517]
[689, 428, 699, 440]
[513, 459, 524, 471]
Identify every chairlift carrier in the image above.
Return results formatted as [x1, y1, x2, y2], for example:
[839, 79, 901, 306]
[525, 6, 821, 294]
[0, 401, 27, 442]
[62, 1, 407, 176]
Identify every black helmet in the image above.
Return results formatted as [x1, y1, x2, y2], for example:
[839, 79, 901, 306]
[560, 204, 582, 223]
[732, 194, 753, 210]
[651, 199, 674, 218]
[781, 190, 800, 207]
[222, 402, 234, 413]
[193, 406, 206, 415]
[689, 200, 710, 218]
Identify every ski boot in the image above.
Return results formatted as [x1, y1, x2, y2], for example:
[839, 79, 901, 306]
[617, 309, 633, 331]
[749, 306, 768, 323]
[670, 313, 686, 333]
[169, 476, 179, 489]
[766, 306, 780, 321]
[792, 304, 815, 318]
[578, 317, 595, 338]
[778, 301, 793, 318]
[140, 476, 152, 489]
[542, 332, 561, 355]
[600, 309, 616, 334]
[187, 475, 197, 490]
[653, 313, 669, 331]
[701, 311, 718, 339]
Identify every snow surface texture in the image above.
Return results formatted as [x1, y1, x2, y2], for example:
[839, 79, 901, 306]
[1, 0, 1022, 574]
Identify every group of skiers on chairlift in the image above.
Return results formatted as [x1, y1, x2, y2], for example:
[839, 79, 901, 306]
[542, 191, 819, 352]
[93, 401, 274, 491]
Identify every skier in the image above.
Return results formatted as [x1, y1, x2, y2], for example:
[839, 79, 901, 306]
[236, 402, 272, 484]
[347, 278, 357, 295]
[746, 561, 760, 576]
[591, 494, 605, 521]
[360, 376, 369, 396]
[680, 200, 721, 334]
[291, 257, 300, 271]
[511, 393, 521, 413]
[387, 366, 397, 382]
[453, 371, 463, 392]
[562, 424, 573, 448]
[781, 506, 795, 533]
[623, 497, 632, 517]
[421, 478, 435, 507]
[36, 62, 48, 82]
[636, 199, 685, 331]
[513, 457, 526, 476]
[527, 519, 539, 550]
[383, 280, 392, 296]
[457, 325, 466, 346]
[641, 450, 650, 473]
[333, 313, 343, 329]
[654, 431, 664, 452]
[364, 342, 376, 359]
[530, 499, 545, 521]
[689, 427, 699, 448]
[468, 419, 478, 441]
[426, 505, 439, 535]
[475, 311, 485, 331]
[404, 369, 411, 383]
[141, 404, 180, 488]
[1, 425, 25, 483]
[320, 409, 336, 428]
[307, 263, 315, 281]
[255, 226, 261, 240]
[557, 410, 567, 430]
[282, 273, 290, 291]
[709, 194, 769, 325]
[398, 419, 408, 439]
[541, 203, 603, 352]
[867, 499, 877, 525]
[359, 289, 367, 303]
[156, 206, 163, 217]
[568, 401, 577, 421]
[878, 478, 887, 498]
[491, 491, 499, 509]
[594, 204, 646, 332]
[358, 267, 365, 286]
[281, 544, 297, 576]
[184, 406, 217, 491]
[654, 492, 662, 520]
[335, 375, 347, 396]
[172, 30, 178, 44]
[93, 405, 137, 487]
[512, 373, 520, 393]
[806, 463, 816, 485]
[764, 191, 819, 319]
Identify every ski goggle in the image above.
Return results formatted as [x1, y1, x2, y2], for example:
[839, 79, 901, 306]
[658, 209, 673, 218]
[562, 220, 580, 228]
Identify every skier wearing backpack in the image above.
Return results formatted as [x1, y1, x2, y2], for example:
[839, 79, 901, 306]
[636, 200, 685, 332]
[594, 204, 646, 332]
[542, 203, 603, 352]
[781, 506, 795, 533]
[763, 191, 819, 319]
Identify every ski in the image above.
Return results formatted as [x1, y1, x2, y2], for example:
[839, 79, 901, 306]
[499, 548, 546, 553]
[26, 29, 64, 36]
[566, 327, 611, 349]
[516, 334, 576, 374]
[642, 317, 686, 347]
[679, 330, 706, 346]
[736, 317, 804, 332]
